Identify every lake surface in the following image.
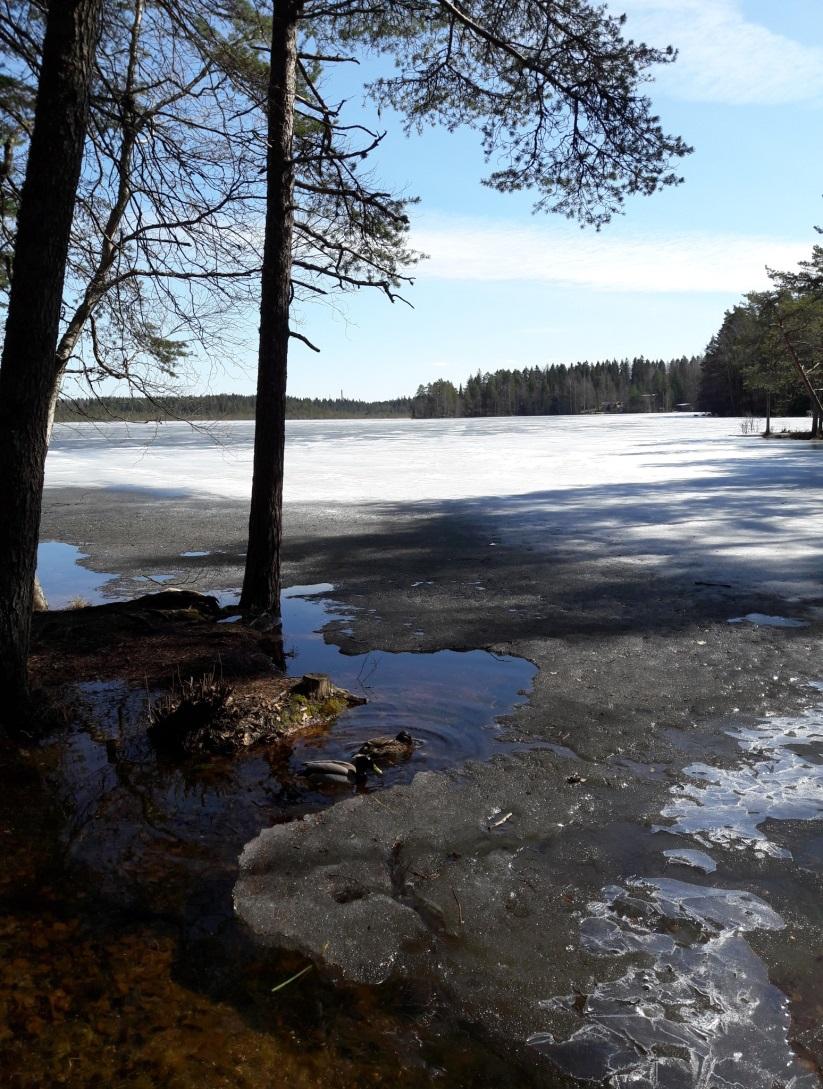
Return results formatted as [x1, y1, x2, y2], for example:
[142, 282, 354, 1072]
[31, 414, 823, 1088]
[45, 413, 823, 600]
[46, 412, 811, 504]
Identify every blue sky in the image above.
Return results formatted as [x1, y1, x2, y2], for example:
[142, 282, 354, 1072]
[228, 0, 823, 401]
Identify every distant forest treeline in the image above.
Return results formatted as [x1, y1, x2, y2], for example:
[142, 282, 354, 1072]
[55, 357, 703, 423]
[54, 392, 412, 422]
[411, 357, 702, 417]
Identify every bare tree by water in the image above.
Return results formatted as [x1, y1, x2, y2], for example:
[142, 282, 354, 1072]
[239, 0, 690, 614]
[0, 0, 104, 714]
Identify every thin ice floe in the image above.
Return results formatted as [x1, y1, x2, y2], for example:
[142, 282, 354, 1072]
[659, 707, 823, 858]
[529, 879, 816, 1089]
[532, 697, 823, 1088]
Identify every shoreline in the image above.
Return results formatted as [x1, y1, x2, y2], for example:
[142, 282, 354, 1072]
[37, 480, 823, 1080]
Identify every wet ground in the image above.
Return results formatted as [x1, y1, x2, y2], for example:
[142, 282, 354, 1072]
[3, 559, 540, 1088]
[13, 483, 823, 1087]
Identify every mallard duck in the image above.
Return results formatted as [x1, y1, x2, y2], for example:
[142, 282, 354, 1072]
[302, 753, 382, 785]
[354, 730, 418, 761]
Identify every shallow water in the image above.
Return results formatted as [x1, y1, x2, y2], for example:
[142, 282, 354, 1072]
[727, 612, 810, 628]
[46, 584, 535, 906]
[2, 572, 539, 1088]
[36, 540, 115, 606]
[280, 585, 536, 777]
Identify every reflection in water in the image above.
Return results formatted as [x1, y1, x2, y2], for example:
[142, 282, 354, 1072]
[53, 585, 535, 906]
[532, 695, 823, 1089]
[36, 540, 115, 606]
[50, 588, 533, 908]
[3, 585, 537, 1089]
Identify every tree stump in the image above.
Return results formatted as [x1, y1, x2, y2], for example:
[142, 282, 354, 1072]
[292, 673, 332, 700]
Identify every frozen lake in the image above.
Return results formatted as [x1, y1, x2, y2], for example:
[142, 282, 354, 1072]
[38, 414, 823, 1086]
[45, 413, 823, 599]
[44, 413, 814, 504]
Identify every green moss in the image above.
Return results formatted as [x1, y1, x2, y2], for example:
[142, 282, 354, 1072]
[319, 696, 348, 717]
[280, 691, 349, 728]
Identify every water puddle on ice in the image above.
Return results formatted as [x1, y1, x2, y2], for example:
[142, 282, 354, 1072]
[530, 692, 823, 1088]
[727, 613, 809, 628]
[36, 540, 115, 606]
[279, 585, 536, 775]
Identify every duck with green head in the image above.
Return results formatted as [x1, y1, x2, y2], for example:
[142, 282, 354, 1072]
[302, 753, 382, 786]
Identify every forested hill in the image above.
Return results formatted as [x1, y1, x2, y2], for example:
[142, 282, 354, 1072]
[54, 393, 412, 422]
[411, 357, 702, 417]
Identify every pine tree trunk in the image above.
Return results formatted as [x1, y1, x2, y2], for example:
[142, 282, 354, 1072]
[0, 0, 102, 716]
[240, 0, 301, 615]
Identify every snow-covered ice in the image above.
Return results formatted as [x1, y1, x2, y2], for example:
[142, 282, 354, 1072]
[45, 414, 823, 597]
[45, 414, 816, 505]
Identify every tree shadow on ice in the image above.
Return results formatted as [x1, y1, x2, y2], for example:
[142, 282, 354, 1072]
[281, 465, 823, 646]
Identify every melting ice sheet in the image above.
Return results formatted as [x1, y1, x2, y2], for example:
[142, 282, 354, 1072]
[531, 696, 823, 1088]
[659, 707, 823, 858]
[529, 879, 816, 1089]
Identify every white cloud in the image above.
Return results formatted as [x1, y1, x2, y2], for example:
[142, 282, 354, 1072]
[412, 217, 809, 294]
[613, 0, 823, 105]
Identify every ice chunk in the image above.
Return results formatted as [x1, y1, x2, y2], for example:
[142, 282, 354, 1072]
[663, 848, 717, 873]
[660, 705, 823, 858]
